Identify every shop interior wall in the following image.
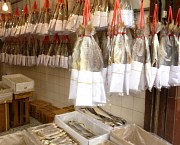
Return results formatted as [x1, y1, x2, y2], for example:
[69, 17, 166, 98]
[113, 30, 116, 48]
[0, 0, 150, 127]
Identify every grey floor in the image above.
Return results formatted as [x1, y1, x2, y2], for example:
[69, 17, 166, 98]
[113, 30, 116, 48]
[0, 117, 42, 136]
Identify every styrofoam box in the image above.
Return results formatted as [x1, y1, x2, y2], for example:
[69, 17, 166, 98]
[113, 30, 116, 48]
[54, 111, 110, 145]
[2, 74, 34, 94]
[0, 81, 13, 103]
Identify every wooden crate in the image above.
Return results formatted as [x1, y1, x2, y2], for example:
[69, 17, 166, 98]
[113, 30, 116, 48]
[0, 102, 11, 132]
[29, 100, 50, 118]
[37, 105, 75, 123]
[10, 92, 33, 127]
[38, 105, 58, 123]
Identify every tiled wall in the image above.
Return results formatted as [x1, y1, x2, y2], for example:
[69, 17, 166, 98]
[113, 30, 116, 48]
[0, 63, 145, 127]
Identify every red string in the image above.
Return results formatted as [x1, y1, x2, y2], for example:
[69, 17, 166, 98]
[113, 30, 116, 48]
[15, 8, 19, 16]
[32, 1, 38, 10]
[168, 6, 173, 23]
[111, 0, 120, 27]
[110, 0, 120, 36]
[24, 4, 28, 14]
[176, 8, 180, 26]
[53, 34, 59, 42]
[138, 0, 144, 29]
[83, 0, 90, 26]
[43, 36, 49, 43]
[44, 0, 50, 9]
[153, 4, 158, 32]
[58, 0, 64, 3]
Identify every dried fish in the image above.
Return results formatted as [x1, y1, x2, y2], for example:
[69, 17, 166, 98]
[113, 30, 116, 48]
[68, 121, 96, 139]
[30, 123, 79, 145]
[66, 1, 81, 31]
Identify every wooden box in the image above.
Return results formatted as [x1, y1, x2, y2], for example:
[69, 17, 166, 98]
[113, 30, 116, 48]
[0, 103, 10, 132]
[35, 104, 74, 123]
[10, 92, 33, 127]
[29, 100, 51, 118]
[2, 74, 34, 94]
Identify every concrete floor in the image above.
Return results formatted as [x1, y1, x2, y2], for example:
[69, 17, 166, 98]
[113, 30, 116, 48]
[0, 117, 42, 136]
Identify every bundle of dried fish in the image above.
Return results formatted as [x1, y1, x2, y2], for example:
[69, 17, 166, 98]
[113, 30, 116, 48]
[10, 9, 19, 37]
[26, 1, 39, 34]
[35, 9, 44, 34]
[108, 0, 134, 28]
[91, 0, 108, 28]
[59, 36, 69, 68]
[0, 15, 5, 37]
[1, 39, 7, 62]
[30, 36, 39, 66]
[81, 107, 126, 127]
[74, 0, 84, 32]
[129, 1, 145, 92]
[3, 14, 12, 37]
[108, 0, 127, 94]
[21, 37, 29, 66]
[54, 0, 69, 32]
[44, 35, 59, 67]
[155, 6, 173, 89]
[66, 0, 81, 31]
[37, 36, 50, 66]
[20, 4, 29, 35]
[169, 8, 180, 86]
[99, 30, 109, 91]
[30, 123, 79, 145]
[55, 38, 62, 67]
[100, 0, 108, 28]
[48, 0, 60, 33]
[41, 0, 51, 35]
[69, 0, 106, 106]
[145, 4, 159, 91]
[68, 121, 96, 139]
[108, 0, 115, 26]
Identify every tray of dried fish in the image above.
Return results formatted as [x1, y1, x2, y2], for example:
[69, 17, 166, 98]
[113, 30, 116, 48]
[54, 111, 110, 145]
[27, 123, 79, 145]
[0, 81, 12, 104]
[2, 74, 34, 94]
[78, 107, 126, 131]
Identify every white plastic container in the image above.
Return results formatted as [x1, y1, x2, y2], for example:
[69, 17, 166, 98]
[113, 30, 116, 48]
[54, 111, 110, 145]
[2, 74, 34, 94]
[0, 81, 13, 103]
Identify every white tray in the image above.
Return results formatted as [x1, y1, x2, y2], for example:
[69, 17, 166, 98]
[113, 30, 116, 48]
[0, 81, 12, 103]
[2, 74, 34, 94]
[54, 111, 110, 145]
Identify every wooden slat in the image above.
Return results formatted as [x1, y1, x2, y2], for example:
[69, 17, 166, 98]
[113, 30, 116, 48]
[19, 100, 24, 125]
[157, 88, 168, 138]
[25, 98, 30, 124]
[13, 99, 19, 127]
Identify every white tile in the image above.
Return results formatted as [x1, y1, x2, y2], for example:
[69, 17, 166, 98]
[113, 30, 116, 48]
[121, 108, 133, 123]
[133, 111, 144, 127]
[122, 95, 134, 109]
[134, 91, 145, 99]
[110, 95, 122, 106]
[133, 97, 145, 113]
[110, 105, 122, 117]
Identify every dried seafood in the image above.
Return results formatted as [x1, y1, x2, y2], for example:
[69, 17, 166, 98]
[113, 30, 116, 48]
[30, 123, 79, 145]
